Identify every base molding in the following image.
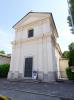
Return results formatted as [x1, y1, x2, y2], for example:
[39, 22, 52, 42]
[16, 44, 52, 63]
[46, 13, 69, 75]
[7, 71, 24, 80]
[38, 71, 57, 82]
[8, 71, 57, 82]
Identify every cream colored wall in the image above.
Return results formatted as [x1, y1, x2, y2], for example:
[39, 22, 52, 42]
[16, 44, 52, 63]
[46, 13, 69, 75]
[15, 18, 51, 41]
[55, 48, 61, 79]
[59, 58, 68, 79]
[55, 48, 69, 79]
[8, 16, 57, 81]
[10, 36, 56, 78]
[0, 56, 10, 65]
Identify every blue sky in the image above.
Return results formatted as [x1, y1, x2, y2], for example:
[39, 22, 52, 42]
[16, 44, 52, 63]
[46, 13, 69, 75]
[0, 0, 74, 53]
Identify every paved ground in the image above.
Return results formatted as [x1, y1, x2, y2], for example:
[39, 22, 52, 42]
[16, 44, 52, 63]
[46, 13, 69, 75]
[0, 79, 74, 100]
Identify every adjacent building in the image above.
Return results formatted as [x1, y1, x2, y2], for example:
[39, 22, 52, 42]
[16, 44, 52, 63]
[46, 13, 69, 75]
[0, 53, 11, 65]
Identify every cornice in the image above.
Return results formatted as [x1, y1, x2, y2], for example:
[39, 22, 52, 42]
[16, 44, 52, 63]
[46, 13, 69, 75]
[56, 43, 62, 56]
[12, 33, 51, 46]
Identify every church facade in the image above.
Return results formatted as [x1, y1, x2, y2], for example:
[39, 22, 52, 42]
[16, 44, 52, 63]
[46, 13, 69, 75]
[8, 12, 61, 82]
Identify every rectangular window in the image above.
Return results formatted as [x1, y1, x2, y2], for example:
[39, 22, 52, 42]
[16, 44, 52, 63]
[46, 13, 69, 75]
[28, 29, 34, 38]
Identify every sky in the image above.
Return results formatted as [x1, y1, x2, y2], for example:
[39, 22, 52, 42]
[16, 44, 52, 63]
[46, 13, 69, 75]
[0, 0, 74, 54]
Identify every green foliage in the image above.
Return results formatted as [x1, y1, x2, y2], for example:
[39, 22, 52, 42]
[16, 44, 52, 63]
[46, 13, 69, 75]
[67, 0, 74, 33]
[0, 50, 5, 54]
[65, 43, 74, 80]
[68, 51, 74, 66]
[62, 51, 69, 58]
[69, 42, 74, 51]
[68, 42, 74, 66]
[66, 67, 74, 80]
[67, 16, 72, 27]
[0, 64, 10, 78]
[69, 0, 74, 24]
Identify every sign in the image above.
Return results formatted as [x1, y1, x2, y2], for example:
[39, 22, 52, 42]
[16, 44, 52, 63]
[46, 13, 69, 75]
[32, 71, 37, 79]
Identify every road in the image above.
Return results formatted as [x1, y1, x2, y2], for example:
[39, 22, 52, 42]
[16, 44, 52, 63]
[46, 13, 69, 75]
[0, 79, 74, 100]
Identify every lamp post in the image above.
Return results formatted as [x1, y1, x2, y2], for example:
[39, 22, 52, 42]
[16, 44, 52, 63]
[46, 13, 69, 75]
[67, 0, 74, 33]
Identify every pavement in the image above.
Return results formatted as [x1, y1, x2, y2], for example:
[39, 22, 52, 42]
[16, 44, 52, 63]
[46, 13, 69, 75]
[0, 79, 74, 100]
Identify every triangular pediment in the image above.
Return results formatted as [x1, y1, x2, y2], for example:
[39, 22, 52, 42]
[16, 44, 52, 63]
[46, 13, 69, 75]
[13, 12, 51, 29]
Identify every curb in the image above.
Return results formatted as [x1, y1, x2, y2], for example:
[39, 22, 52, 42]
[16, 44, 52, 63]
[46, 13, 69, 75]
[56, 79, 74, 84]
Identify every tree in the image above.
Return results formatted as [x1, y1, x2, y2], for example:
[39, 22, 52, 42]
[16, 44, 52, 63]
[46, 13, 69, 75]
[0, 50, 5, 54]
[62, 51, 69, 58]
[69, 42, 74, 51]
[68, 42, 74, 66]
[67, 0, 74, 34]
[66, 42, 74, 80]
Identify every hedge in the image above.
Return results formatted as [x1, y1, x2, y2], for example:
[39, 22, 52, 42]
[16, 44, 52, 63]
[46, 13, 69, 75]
[66, 67, 74, 80]
[0, 64, 10, 78]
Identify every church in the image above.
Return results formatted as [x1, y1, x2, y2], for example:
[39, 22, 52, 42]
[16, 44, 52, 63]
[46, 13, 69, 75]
[8, 12, 61, 82]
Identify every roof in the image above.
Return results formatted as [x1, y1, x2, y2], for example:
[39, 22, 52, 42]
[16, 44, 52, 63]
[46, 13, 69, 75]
[12, 12, 58, 37]
[0, 53, 11, 58]
[13, 12, 51, 28]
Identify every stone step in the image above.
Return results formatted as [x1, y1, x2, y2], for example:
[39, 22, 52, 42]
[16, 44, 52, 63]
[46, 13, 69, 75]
[9, 79, 40, 83]
[21, 79, 39, 83]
